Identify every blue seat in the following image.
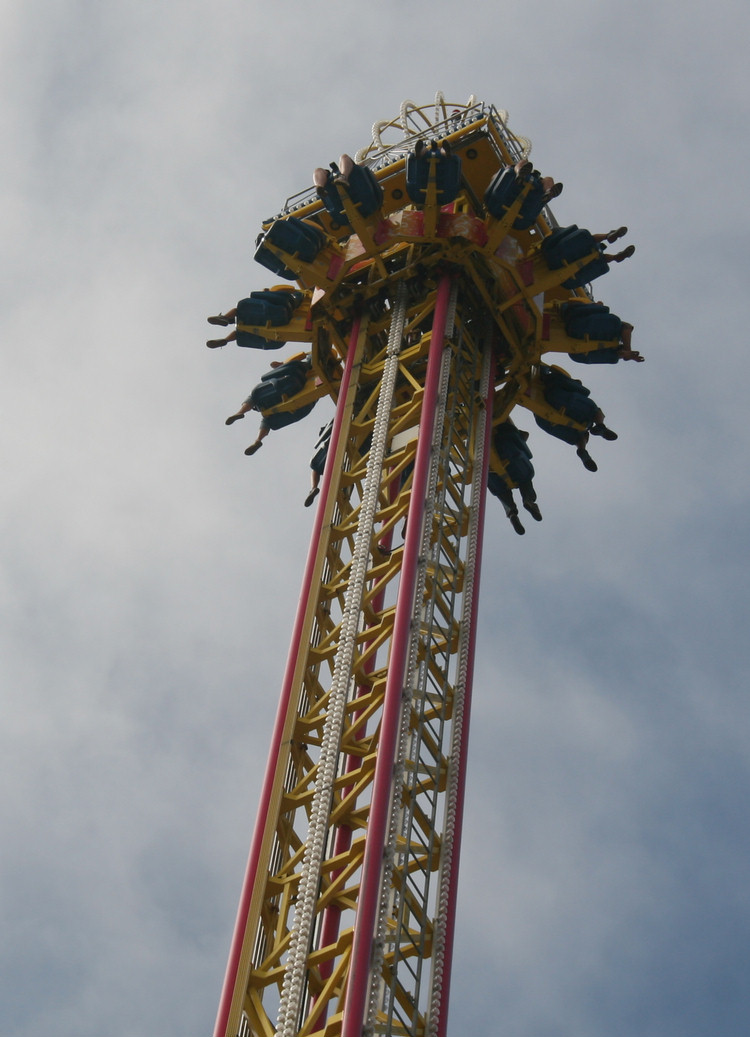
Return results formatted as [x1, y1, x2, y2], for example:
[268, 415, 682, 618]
[567, 312, 622, 339]
[562, 257, 609, 289]
[254, 218, 326, 279]
[235, 330, 286, 350]
[540, 365, 590, 397]
[484, 167, 546, 229]
[257, 358, 310, 401]
[560, 302, 621, 340]
[534, 416, 582, 445]
[541, 226, 594, 267]
[568, 347, 620, 365]
[541, 226, 609, 288]
[560, 301, 610, 318]
[263, 402, 316, 431]
[237, 291, 303, 327]
[484, 167, 522, 216]
[320, 165, 383, 225]
[405, 150, 462, 205]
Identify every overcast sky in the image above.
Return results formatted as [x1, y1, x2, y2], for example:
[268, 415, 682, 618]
[2, 2, 749, 1036]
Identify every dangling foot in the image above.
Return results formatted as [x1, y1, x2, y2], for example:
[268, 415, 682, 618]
[509, 512, 526, 535]
[207, 339, 226, 348]
[313, 166, 330, 188]
[613, 244, 635, 262]
[244, 442, 262, 455]
[414, 139, 427, 159]
[543, 182, 563, 202]
[207, 314, 232, 326]
[577, 447, 598, 472]
[606, 226, 628, 243]
[515, 159, 533, 178]
[330, 160, 348, 186]
[304, 487, 319, 508]
[590, 423, 618, 441]
[225, 414, 244, 425]
[523, 501, 543, 522]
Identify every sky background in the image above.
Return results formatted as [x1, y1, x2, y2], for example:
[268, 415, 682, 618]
[2, 2, 749, 1036]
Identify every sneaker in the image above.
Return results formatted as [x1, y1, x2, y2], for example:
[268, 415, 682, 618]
[510, 513, 526, 535]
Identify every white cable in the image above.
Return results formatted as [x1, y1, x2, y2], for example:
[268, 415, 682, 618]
[274, 286, 409, 1037]
[364, 283, 458, 1034]
[426, 342, 491, 1037]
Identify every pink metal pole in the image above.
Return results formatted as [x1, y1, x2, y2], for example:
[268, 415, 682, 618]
[213, 319, 362, 1037]
[341, 274, 454, 1037]
[434, 357, 494, 1037]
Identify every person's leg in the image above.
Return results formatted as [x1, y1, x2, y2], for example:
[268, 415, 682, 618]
[493, 482, 525, 533]
[207, 330, 237, 349]
[207, 307, 238, 326]
[304, 469, 320, 507]
[589, 408, 618, 440]
[604, 244, 635, 263]
[338, 154, 355, 181]
[509, 508, 525, 535]
[244, 424, 269, 455]
[576, 432, 598, 471]
[541, 176, 563, 201]
[520, 482, 542, 521]
[225, 399, 253, 424]
[313, 167, 330, 189]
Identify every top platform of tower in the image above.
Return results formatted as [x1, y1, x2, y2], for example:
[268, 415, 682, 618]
[224, 93, 638, 440]
[267, 99, 536, 230]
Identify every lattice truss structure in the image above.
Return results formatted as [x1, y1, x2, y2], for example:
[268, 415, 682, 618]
[213, 95, 635, 1037]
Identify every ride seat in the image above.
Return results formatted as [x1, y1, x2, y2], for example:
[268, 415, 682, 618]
[235, 330, 286, 350]
[484, 167, 546, 229]
[541, 226, 609, 288]
[320, 165, 384, 225]
[254, 218, 326, 279]
[237, 291, 303, 327]
[405, 151, 462, 205]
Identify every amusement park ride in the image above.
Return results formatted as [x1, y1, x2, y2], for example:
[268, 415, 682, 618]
[208, 94, 639, 1037]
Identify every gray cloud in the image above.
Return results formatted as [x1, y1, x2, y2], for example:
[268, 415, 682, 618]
[2, 1, 749, 1035]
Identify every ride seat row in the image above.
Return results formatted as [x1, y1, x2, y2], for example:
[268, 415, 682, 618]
[405, 148, 462, 206]
[255, 219, 326, 279]
[318, 165, 384, 225]
[483, 167, 547, 230]
[541, 226, 609, 288]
